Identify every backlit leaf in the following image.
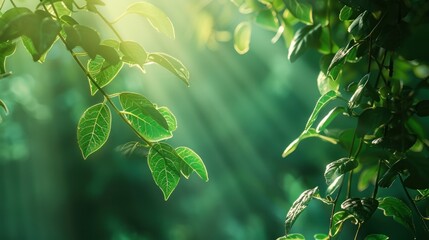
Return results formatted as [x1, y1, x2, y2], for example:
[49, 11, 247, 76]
[314, 233, 329, 240]
[305, 90, 338, 130]
[316, 107, 345, 133]
[255, 9, 278, 31]
[284, 0, 313, 25]
[330, 211, 355, 236]
[97, 45, 120, 65]
[148, 52, 190, 86]
[77, 103, 111, 159]
[120, 41, 147, 68]
[0, 41, 16, 74]
[285, 187, 318, 234]
[148, 143, 181, 200]
[74, 25, 100, 58]
[87, 55, 123, 95]
[119, 92, 171, 141]
[157, 106, 177, 132]
[282, 128, 338, 158]
[234, 21, 252, 54]
[377, 197, 414, 232]
[339, 6, 353, 21]
[176, 147, 208, 181]
[325, 157, 358, 185]
[364, 234, 389, 240]
[0, 98, 8, 115]
[288, 24, 321, 62]
[126, 2, 175, 39]
[277, 233, 305, 240]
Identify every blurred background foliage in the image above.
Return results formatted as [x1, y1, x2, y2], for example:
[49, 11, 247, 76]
[0, 0, 422, 239]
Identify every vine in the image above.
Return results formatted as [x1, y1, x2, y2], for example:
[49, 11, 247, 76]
[230, 0, 429, 238]
[0, 0, 208, 200]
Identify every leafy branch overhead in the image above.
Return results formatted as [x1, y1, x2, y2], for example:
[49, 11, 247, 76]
[0, 0, 207, 200]
[230, 0, 429, 238]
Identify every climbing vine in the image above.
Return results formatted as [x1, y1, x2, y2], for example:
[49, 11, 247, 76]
[231, 0, 429, 239]
[0, 0, 208, 200]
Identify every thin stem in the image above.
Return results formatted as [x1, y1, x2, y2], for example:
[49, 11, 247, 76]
[354, 223, 361, 240]
[9, 0, 17, 7]
[93, 8, 124, 42]
[346, 171, 353, 199]
[374, 49, 388, 88]
[399, 176, 429, 234]
[326, 0, 333, 53]
[372, 160, 382, 198]
[328, 179, 345, 239]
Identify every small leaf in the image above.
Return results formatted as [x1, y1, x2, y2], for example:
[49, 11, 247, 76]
[126, 2, 175, 39]
[339, 6, 354, 21]
[148, 143, 181, 200]
[314, 234, 329, 240]
[234, 21, 252, 54]
[77, 103, 111, 159]
[284, 0, 313, 25]
[348, 11, 373, 40]
[288, 24, 322, 62]
[255, 9, 278, 31]
[0, 41, 16, 74]
[330, 211, 355, 237]
[120, 41, 147, 68]
[305, 90, 338, 130]
[326, 175, 343, 196]
[119, 92, 171, 141]
[87, 55, 123, 95]
[325, 157, 358, 185]
[377, 197, 414, 231]
[280, 233, 305, 240]
[348, 74, 369, 108]
[282, 128, 338, 158]
[176, 147, 208, 181]
[97, 45, 120, 65]
[316, 107, 345, 133]
[148, 52, 190, 86]
[364, 234, 389, 240]
[157, 106, 177, 132]
[356, 107, 391, 137]
[341, 197, 379, 223]
[282, 138, 300, 158]
[327, 40, 357, 75]
[285, 187, 319, 235]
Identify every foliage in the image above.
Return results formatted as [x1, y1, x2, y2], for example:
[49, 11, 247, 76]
[0, 0, 207, 200]
[231, 0, 429, 238]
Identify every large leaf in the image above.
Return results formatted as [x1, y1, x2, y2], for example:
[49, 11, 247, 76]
[234, 21, 252, 55]
[377, 197, 414, 232]
[119, 92, 171, 141]
[288, 24, 321, 62]
[176, 147, 208, 181]
[305, 90, 338, 130]
[126, 2, 175, 39]
[285, 187, 319, 234]
[77, 103, 112, 159]
[147, 143, 182, 200]
[148, 52, 190, 86]
[0, 7, 33, 41]
[325, 157, 358, 185]
[87, 55, 123, 95]
[74, 25, 100, 58]
[284, 0, 313, 25]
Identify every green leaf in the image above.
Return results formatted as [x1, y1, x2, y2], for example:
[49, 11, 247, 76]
[316, 107, 345, 133]
[74, 25, 100, 58]
[282, 128, 338, 158]
[77, 103, 112, 159]
[277, 233, 305, 240]
[97, 45, 120, 65]
[339, 6, 354, 21]
[377, 197, 414, 231]
[326, 175, 343, 196]
[176, 147, 208, 181]
[390, 156, 429, 189]
[356, 107, 391, 137]
[126, 2, 175, 39]
[330, 211, 355, 237]
[317, 71, 339, 95]
[255, 9, 278, 31]
[364, 234, 389, 240]
[0, 41, 16, 74]
[157, 107, 177, 132]
[288, 24, 321, 62]
[147, 143, 181, 200]
[87, 55, 123, 95]
[415, 189, 429, 201]
[313, 234, 328, 240]
[305, 90, 338, 130]
[325, 157, 358, 185]
[341, 197, 379, 223]
[348, 74, 369, 108]
[234, 21, 252, 55]
[119, 92, 171, 141]
[148, 52, 190, 86]
[119, 40, 147, 69]
[327, 40, 357, 76]
[284, 0, 313, 25]
[0, 7, 33, 41]
[0, 98, 8, 115]
[348, 11, 373, 40]
[285, 187, 318, 234]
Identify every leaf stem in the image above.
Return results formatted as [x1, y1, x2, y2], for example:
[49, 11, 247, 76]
[372, 160, 382, 198]
[328, 178, 345, 239]
[93, 8, 124, 42]
[353, 223, 361, 240]
[9, 0, 16, 7]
